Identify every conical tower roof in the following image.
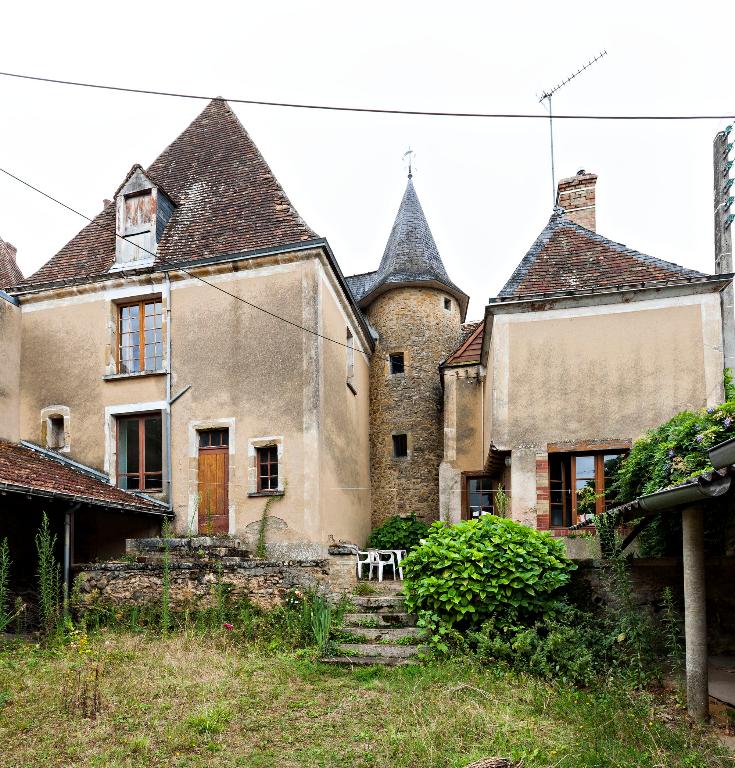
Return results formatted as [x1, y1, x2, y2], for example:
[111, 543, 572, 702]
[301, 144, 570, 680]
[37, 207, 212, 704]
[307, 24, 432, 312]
[346, 177, 468, 319]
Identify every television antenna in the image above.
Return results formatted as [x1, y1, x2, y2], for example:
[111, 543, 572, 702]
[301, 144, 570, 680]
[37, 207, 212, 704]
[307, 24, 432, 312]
[539, 50, 607, 205]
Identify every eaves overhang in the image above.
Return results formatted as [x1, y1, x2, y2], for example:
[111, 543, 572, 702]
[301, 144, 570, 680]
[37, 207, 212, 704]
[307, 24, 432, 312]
[486, 274, 733, 316]
[358, 277, 469, 322]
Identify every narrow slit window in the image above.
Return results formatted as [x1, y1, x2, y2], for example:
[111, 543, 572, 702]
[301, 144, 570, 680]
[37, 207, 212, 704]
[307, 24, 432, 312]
[118, 299, 163, 374]
[392, 433, 408, 458]
[346, 329, 355, 382]
[47, 416, 65, 450]
[444, 297, 452, 311]
[257, 445, 279, 492]
[389, 353, 405, 375]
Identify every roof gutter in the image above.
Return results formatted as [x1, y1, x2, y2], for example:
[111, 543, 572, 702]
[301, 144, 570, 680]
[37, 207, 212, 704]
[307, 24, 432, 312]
[0, 482, 173, 516]
[636, 471, 732, 514]
[708, 436, 735, 470]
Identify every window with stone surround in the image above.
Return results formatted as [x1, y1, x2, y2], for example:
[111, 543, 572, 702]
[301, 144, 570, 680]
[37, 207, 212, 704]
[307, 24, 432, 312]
[118, 299, 163, 374]
[389, 352, 405, 375]
[549, 451, 625, 528]
[443, 297, 452, 311]
[116, 412, 163, 491]
[257, 445, 279, 492]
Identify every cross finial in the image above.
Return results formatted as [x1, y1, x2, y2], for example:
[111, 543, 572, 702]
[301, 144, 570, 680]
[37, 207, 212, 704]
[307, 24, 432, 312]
[402, 147, 415, 179]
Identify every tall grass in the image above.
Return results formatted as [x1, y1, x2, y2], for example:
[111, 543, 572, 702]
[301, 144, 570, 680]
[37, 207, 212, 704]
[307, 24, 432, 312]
[36, 512, 61, 636]
[0, 538, 11, 632]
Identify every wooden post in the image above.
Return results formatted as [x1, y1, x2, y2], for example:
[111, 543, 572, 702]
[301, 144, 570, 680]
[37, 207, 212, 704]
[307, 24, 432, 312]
[682, 505, 708, 719]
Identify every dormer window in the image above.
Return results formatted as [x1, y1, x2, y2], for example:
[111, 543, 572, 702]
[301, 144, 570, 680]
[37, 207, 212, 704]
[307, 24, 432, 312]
[111, 166, 174, 270]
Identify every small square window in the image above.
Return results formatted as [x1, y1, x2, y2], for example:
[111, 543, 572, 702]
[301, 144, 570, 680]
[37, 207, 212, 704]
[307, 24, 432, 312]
[392, 433, 408, 458]
[444, 297, 452, 311]
[389, 353, 405, 375]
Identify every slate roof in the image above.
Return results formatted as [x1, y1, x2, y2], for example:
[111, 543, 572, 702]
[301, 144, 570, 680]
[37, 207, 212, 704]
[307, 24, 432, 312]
[346, 178, 468, 318]
[499, 209, 707, 298]
[0, 237, 23, 291]
[443, 320, 484, 367]
[15, 99, 318, 290]
[0, 440, 169, 514]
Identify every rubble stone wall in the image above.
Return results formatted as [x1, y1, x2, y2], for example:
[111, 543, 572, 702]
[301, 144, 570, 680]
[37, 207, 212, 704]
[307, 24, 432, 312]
[72, 538, 357, 612]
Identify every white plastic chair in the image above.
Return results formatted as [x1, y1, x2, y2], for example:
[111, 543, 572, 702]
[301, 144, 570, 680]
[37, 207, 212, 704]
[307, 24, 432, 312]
[394, 549, 407, 580]
[371, 550, 397, 582]
[355, 549, 371, 579]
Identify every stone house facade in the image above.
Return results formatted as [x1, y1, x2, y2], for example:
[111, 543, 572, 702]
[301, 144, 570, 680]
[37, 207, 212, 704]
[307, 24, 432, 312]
[0, 103, 730, 561]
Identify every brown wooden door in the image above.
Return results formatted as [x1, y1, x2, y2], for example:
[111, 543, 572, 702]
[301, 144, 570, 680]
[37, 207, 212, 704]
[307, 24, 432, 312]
[198, 430, 229, 534]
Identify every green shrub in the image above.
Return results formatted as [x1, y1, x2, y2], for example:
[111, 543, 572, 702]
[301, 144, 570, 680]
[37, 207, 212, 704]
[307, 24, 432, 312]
[401, 516, 575, 653]
[367, 513, 430, 551]
[608, 378, 735, 555]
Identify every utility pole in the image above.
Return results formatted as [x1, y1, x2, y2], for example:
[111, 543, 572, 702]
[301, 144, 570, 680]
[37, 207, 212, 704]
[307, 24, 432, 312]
[714, 125, 734, 371]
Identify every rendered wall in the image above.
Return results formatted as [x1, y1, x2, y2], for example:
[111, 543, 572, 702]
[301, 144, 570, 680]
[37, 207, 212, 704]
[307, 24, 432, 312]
[0, 295, 21, 441]
[484, 292, 724, 524]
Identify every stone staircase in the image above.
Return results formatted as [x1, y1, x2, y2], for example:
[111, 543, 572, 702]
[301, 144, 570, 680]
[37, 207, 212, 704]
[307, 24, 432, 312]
[321, 581, 425, 666]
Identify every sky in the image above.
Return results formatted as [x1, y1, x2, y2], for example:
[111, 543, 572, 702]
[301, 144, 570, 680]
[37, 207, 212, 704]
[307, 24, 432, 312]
[0, 1, 732, 321]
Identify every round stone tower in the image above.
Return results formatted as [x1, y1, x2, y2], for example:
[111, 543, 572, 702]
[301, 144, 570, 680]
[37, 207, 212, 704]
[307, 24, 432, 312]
[349, 175, 468, 526]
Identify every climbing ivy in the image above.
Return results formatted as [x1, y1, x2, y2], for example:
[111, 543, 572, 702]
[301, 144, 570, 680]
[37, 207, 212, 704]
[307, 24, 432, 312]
[608, 369, 735, 555]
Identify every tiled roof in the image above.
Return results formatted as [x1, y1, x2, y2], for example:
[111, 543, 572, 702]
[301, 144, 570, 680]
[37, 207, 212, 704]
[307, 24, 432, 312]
[0, 440, 169, 514]
[499, 209, 707, 298]
[443, 320, 484, 366]
[16, 99, 318, 289]
[0, 237, 23, 291]
[347, 177, 468, 318]
[344, 271, 377, 303]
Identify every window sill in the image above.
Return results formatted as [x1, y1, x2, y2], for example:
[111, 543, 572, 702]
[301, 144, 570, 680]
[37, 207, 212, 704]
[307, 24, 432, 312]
[248, 491, 285, 498]
[104, 370, 167, 381]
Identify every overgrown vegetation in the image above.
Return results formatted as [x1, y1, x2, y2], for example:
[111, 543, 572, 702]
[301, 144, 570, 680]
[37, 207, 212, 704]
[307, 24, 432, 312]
[0, 538, 11, 633]
[367, 513, 430, 552]
[0, 634, 729, 767]
[608, 370, 735, 555]
[35, 512, 61, 636]
[256, 486, 286, 558]
[401, 516, 575, 655]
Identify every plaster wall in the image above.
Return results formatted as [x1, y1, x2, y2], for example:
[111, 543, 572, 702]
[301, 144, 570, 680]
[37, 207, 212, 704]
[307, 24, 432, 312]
[0, 296, 21, 441]
[317, 266, 372, 547]
[13, 249, 372, 554]
[485, 292, 724, 521]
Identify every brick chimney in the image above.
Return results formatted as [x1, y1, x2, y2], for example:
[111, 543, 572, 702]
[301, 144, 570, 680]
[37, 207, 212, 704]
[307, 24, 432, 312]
[556, 170, 597, 231]
[0, 237, 23, 290]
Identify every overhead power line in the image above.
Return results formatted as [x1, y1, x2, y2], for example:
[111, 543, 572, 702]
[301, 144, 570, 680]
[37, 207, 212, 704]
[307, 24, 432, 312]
[0, 166, 370, 358]
[0, 69, 733, 121]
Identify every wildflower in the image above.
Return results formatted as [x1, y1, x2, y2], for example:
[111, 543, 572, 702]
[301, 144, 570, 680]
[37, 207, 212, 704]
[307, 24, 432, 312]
[696, 434, 704, 443]
[707, 407, 715, 414]
[667, 449, 675, 458]
[223, 622, 234, 631]
[725, 417, 733, 428]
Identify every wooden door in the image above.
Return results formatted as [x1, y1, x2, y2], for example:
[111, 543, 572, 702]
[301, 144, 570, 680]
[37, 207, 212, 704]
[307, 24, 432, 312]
[197, 430, 229, 534]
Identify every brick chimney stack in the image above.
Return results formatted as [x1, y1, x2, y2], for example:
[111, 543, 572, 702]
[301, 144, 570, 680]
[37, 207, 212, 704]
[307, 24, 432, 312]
[556, 170, 597, 231]
[0, 237, 23, 291]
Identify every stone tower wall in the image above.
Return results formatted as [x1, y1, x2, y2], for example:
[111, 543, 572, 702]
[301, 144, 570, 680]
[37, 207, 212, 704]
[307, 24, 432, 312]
[367, 286, 463, 527]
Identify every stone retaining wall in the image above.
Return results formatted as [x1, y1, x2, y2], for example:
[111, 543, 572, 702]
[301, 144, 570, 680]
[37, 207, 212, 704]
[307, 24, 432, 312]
[73, 538, 358, 612]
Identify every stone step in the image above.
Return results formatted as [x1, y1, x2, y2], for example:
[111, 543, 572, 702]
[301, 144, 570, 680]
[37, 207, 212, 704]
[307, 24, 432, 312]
[351, 596, 406, 612]
[342, 612, 417, 628]
[320, 655, 416, 667]
[340, 626, 422, 642]
[336, 643, 422, 659]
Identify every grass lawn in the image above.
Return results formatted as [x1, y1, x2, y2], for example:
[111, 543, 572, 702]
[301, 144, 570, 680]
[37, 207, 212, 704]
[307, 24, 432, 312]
[0, 631, 730, 768]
